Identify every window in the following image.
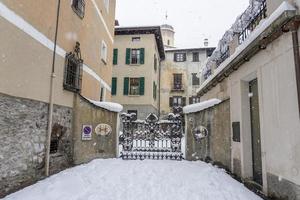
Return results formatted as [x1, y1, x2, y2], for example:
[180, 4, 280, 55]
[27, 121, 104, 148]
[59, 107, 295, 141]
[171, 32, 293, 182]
[128, 110, 138, 120]
[169, 96, 186, 107]
[63, 42, 83, 92]
[192, 73, 200, 86]
[131, 49, 141, 64]
[129, 78, 140, 95]
[132, 37, 141, 42]
[72, 0, 85, 19]
[113, 49, 118, 65]
[174, 53, 186, 62]
[153, 82, 157, 100]
[189, 96, 200, 104]
[167, 40, 170, 46]
[192, 52, 199, 62]
[103, 0, 109, 12]
[206, 48, 214, 57]
[173, 74, 183, 90]
[124, 77, 145, 96]
[126, 48, 145, 65]
[101, 40, 107, 64]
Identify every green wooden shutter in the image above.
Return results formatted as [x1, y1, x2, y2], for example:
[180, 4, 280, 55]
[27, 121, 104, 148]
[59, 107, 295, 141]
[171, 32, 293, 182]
[126, 48, 131, 64]
[123, 77, 129, 95]
[139, 77, 145, 95]
[113, 49, 118, 65]
[111, 77, 117, 95]
[153, 82, 155, 99]
[140, 48, 145, 64]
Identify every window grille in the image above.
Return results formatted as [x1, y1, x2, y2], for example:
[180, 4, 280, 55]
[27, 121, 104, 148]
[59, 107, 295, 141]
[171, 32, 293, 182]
[72, 0, 85, 19]
[63, 42, 83, 92]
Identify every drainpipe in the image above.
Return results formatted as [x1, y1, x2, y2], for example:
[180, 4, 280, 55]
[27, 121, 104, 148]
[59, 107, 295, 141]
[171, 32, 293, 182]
[158, 60, 161, 117]
[291, 23, 300, 117]
[45, 0, 61, 177]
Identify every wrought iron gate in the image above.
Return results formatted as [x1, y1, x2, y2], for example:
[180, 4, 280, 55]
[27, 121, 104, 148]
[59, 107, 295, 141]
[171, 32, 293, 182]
[119, 112, 184, 160]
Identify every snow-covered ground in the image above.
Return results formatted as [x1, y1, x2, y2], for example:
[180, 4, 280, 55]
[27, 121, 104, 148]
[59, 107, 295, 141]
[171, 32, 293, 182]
[2, 159, 262, 200]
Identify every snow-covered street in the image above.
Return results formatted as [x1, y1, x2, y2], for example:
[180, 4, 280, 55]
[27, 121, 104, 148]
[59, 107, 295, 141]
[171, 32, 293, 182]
[2, 159, 262, 200]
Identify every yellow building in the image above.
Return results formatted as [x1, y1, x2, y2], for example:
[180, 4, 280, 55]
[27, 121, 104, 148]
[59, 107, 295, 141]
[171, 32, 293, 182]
[0, 0, 116, 196]
[112, 26, 165, 119]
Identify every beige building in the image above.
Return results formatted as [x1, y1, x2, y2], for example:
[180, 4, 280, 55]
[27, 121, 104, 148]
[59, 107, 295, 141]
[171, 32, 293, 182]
[0, 0, 117, 197]
[190, 0, 300, 199]
[112, 26, 165, 119]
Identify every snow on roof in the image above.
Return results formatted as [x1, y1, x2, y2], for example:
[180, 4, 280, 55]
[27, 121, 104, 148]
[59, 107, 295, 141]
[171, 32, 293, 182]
[87, 99, 123, 113]
[198, 1, 296, 94]
[183, 99, 222, 114]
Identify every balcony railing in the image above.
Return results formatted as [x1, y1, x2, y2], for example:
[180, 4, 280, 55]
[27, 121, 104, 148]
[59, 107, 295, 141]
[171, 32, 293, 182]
[238, 0, 267, 44]
[216, 48, 230, 67]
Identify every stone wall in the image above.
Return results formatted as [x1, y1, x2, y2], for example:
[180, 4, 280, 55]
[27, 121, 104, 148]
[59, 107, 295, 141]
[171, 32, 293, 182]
[185, 99, 231, 171]
[0, 93, 73, 197]
[72, 95, 118, 165]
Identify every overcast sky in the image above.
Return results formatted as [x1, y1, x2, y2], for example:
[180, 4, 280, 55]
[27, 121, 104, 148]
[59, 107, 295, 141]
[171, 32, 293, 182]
[116, 0, 249, 48]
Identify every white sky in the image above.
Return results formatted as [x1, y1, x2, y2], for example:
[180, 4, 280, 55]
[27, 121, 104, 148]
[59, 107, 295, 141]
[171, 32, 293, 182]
[116, 0, 249, 48]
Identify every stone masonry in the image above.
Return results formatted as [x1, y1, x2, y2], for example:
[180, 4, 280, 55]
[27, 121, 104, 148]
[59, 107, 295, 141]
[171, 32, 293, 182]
[0, 93, 73, 197]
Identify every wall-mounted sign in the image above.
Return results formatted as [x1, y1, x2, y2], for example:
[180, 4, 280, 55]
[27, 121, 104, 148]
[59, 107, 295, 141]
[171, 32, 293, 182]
[95, 124, 112, 136]
[82, 125, 92, 140]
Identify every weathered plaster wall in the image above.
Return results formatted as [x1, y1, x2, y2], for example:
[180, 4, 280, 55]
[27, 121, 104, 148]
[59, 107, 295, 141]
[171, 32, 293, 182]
[185, 100, 231, 171]
[0, 93, 73, 198]
[73, 95, 118, 165]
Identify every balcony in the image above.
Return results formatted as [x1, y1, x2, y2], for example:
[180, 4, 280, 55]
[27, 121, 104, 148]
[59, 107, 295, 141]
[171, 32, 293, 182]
[171, 84, 185, 92]
[238, 0, 267, 44]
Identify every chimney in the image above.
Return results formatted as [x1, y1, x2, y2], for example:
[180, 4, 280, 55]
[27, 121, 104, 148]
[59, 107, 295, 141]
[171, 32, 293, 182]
[204, 38, 209, 47]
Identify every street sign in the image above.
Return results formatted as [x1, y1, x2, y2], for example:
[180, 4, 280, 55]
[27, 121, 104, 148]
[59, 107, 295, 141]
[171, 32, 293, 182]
[82, 125, 92, 140]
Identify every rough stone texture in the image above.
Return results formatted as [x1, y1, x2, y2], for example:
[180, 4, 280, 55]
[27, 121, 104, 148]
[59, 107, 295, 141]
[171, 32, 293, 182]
[122, 104, 158, 120]
[267, 173, 300, 200]
[186, 99, 231, 171]
[0, 93, 73, 198]
[73, 95, 118, 165]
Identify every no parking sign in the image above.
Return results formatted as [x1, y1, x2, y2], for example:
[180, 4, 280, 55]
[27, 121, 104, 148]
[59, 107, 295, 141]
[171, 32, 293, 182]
[82, 125, 92, 140]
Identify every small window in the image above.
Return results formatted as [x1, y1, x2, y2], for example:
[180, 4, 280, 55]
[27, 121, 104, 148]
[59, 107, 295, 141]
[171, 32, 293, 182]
[190, 96, 200, 104]
[131, 49, 141, 64]
[63, 42, 83, 92]
[72, 0, 85, 19]
[103, 0, 109, 12]
[192, 73, 200, 86]
[170, 96, 186, 107]
[129, 78, 140, 95]
[167, 40, 170, 46]
[192, 52, 199, 62]
[101, 40, 108, 64]
[132, 37, 141, 42]
[173, 74, 183, 90]
[174, 53, 186, 62]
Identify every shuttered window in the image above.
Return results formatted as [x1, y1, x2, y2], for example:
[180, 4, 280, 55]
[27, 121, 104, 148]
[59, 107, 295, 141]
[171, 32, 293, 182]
[125, 48, 145, 65]
[123, 77, 129, 95]
[124, 77, 145, 96]
[112, 77, 117, 95]
[139, 77, 145, 95]
[169, 96, 186, 107]
[113, 49, 118, 65]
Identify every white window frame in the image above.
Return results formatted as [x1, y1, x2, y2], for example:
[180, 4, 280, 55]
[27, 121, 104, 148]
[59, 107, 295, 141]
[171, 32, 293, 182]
[101, 40, 108, 64]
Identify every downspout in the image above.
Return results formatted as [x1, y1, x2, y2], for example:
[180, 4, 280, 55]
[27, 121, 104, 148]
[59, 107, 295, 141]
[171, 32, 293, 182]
[158, 60, 161, 117]
[291, 23, 300, 117]
[45, 0, 61, 177]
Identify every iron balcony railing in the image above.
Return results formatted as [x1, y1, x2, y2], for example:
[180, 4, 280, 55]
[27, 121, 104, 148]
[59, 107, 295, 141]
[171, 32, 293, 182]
[216, 48, 230, 67]
[238, 0, 267, 44]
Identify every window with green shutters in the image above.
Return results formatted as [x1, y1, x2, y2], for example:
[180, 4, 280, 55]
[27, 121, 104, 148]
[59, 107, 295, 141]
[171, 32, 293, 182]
[113, 49, 118, 65]
[125, 48, 145, 65]
[153, 81, 157, 100]
[124, 77, 145, 96]
[111, 77, 117, 95]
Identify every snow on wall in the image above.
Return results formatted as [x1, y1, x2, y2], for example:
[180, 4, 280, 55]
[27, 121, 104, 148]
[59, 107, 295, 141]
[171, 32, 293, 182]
[201, 0, 269, 81]
[87, 99, 123, 113]
[200, 1, 296, 91]
[183, 99, 222, 114]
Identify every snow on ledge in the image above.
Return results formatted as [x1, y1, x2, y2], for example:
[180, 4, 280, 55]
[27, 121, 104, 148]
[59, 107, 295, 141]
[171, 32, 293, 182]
[197, 1, 296, 94]
[183, 99, 222, 114]
[87, 99, 123, 113]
